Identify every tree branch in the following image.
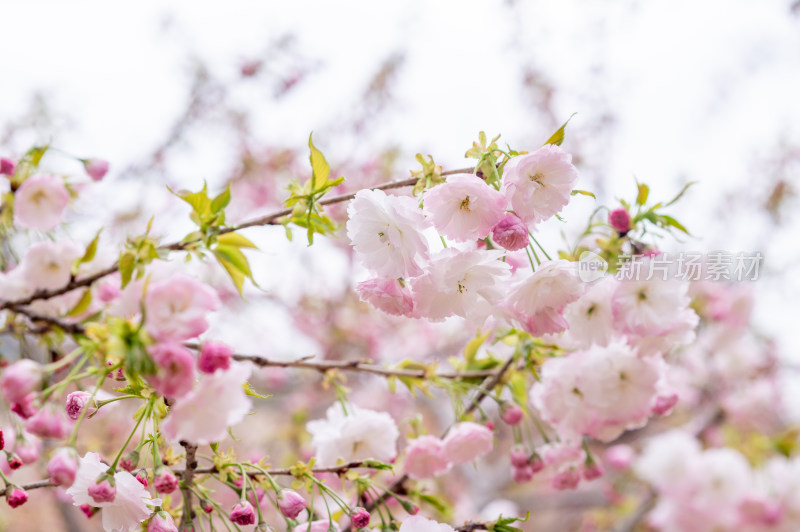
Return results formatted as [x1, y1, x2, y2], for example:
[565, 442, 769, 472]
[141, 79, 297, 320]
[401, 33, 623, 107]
[179, 441, 198, 532]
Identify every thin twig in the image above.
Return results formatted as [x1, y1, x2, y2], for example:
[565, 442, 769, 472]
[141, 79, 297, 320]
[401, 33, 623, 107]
[179, 441, 199, 532]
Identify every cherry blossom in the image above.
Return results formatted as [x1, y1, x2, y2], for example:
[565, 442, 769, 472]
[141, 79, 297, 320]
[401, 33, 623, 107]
[422, 174, 506, 242]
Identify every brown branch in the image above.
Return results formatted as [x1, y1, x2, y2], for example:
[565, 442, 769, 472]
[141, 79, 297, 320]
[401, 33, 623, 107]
[2, 479, 55, 494]
[230, 352, 500, 380]
[0, 168, 474, 312]
[179, 441, 198, 532]
[189, 460, 376, 478]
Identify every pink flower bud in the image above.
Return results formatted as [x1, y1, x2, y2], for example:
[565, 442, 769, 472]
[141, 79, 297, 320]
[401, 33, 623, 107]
[25, 407, 68, 439]
[120, 451, 138, 472]
[148, 511, 179, 532]
[1, 360, 43, 404]
[501, 404, 524, 426]
[278, 489, 306, 519]
[604, 444, 634, 470]
[530, 454, 544, 473]
[582, 461, 605, 481]
[0, 158, 15, 176]
[491, 213, 530, 251]
[0, 429, 4, 451]
[201, 501, 213, 513]
[83, 158, 109, 181]
[80, 504, 97, 518]
[230, 501, 256, 525]
[551, 468, 581, 490]
[136, 473, 148, 487]
[510, 446, 530, 468]
[512, 465, 534, 483]
[609, 208, 631, 234]
[65, 391, 94, 421]
[350, 507, 370, 529]
[7, 454, 22, 470]
[442, 422, 494, 465]
[154, 469, 179, 494]
[16, 438, 41, 464]
[6, 487, 28, 508]
[10, 394, 38, 419]
[88, 479, 116, 503]
[198, 341, 232, 374]
[147, 343, 196, 399]
[47, 448, 79, 487]
[652, 393, 679, 416]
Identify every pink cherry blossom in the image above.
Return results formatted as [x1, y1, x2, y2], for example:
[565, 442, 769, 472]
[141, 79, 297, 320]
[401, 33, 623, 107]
[356, 277, 416, 317]
[88, 480, 116, 503]
[198, 341, 233, 374]
[422, 174, 506, 242]
[19, 240, 83, 291]
[501, 144, 579, 225]
[346, 189, 431, 278]
[502, 260, 583, 336]
[67, 452, 160, 532]
[491, 212, 529, 251]
[442, 422, 493, 465]
[1, 359, 43, 404]
[398, 515, 455, 532]
[48, 448, 79, 487]
[612, 276, 698, 341]
[501, 404, 524, 426]
[162, 362, 252, 445]
[403, 435, 451, 479]
[145, 274, 220, 342]
[306, 403, 398, 467]
[351, 507, 370, 528]
[14, 174, 71, 230]
[411, 249, 510, 326]
[147, 343, 196, 399]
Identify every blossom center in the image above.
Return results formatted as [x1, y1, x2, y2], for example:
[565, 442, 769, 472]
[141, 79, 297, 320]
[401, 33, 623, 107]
[459, 196, 471, 212]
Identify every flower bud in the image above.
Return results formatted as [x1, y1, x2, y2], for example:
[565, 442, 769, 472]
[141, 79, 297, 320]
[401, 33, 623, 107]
[512, 465, 534, 483]
[120, 450, 139, 472]
[6, 487, 28, 508]
[7, 453, 22, 470]
[609, 208, 631, 234]
[0, 429, 4, 451]
[65, 391, 94, 421]
[582, 460, 605, 481]
[652, 393, 679, 416]
[154, 468, 179, 494]
[278, 489, 306, 519]
[148, 511, 179, 532]
[491, 213, 529, 251]
[136, 473, 148, 487]
[10, 394, 38, 419]
[47, 448, 79, 487]
[500, 404, 524, 426]
[0, 158, 16, 176]
[79, 504, 98, 518]
[83, 158, 109, 181]
[229, 501, 256, 525]
[350, 507, 370, 528]
[510, 446, 529, 468]
[88, 479, 116, 503]
[604, 444, 634, 470]
[551, 468, 581, 490]
[198, 341, 232, 374]
[25, 407, 68, 439]
[1, 360, 43, 404]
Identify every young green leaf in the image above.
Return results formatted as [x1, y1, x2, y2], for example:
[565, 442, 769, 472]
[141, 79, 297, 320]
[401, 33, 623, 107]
[544, 113, 577, 146]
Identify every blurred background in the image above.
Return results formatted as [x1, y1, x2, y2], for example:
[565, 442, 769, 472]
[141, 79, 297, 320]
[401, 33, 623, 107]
[0, 0, 799, 530]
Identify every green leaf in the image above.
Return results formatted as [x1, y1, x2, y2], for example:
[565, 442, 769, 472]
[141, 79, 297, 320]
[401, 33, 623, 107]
[664, 181, 697, 207]
[416, 492, 448, 513]
[308, 133, 330, 190]
[210, 185, 232, 214]
[544, 113, 576, 146]
[213, 245, 254, 295]
[217, 232, 258, 249]
[570, 189, 596, 199]
[66, 289, 93, 318]
[119, 251, 136, 288]
[243, 382, 271, 399]
[659, 214, 691, 235]
[464, 331, 490, 363]
[360, 459, 394, 471]
[636, 182, 650, 206]
[175, 182, 211, 218]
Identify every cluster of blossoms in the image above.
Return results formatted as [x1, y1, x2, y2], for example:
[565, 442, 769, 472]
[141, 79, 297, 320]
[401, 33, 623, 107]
[0, 135, 790, 532]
